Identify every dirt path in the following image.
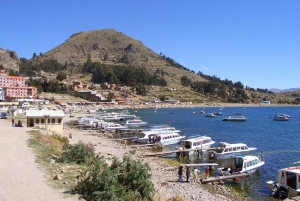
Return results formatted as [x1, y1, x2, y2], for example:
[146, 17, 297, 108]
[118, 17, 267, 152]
[0, 119, 78, 201]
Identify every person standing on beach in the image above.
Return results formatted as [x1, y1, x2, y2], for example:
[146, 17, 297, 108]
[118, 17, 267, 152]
[186, 166, 190, 182]
[205, 167, 209, 179]
[12, 119, 14, 127]
[193, 167, 201, 182]
[178, 166, 183, 182]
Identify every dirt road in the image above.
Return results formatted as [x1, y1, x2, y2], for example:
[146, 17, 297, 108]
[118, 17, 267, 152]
[0, 119, 77, 201]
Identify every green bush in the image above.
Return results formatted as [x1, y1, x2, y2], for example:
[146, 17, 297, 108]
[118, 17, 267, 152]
[74, 154, 154, 201]
[51, 134, 69, 144]
[57, 142, 94, 164]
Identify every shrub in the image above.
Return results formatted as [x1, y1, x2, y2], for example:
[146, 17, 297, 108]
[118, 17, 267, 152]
[74, 154, 154, 201]
[57, 141, 94, 164]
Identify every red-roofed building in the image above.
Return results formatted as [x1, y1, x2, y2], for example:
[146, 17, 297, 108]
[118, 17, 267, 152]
[0, 72, 37, 100]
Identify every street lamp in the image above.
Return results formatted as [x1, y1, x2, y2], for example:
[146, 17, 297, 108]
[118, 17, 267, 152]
[43, 112, 50, 135]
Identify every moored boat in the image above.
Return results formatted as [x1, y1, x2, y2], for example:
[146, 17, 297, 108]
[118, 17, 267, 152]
[266, 166, 300, 198]
[104, 123, 127, 130]
[222, 113, 247, 121]
[218, 154, 265, 176]
[125, 119, 148, 128]
[177, 136, 215, 156]
[136, 125, 185, 145]
[273, 114, 291, 121]
[205, 113, 215, 117]
[206, 142, 257, 159]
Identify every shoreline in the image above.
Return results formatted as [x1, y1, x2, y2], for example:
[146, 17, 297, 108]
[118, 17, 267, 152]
[61, 111, 248, 201]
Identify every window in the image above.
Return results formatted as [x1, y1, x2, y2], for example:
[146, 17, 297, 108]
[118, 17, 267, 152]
[58, 118, 62, 123]
[36, 119, 39, 124]
[51, 118, 55, 124]
[41, 119, 44, 124]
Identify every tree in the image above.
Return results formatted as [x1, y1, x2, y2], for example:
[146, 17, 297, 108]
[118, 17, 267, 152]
[107, 92, 114, 102]
[181, 76, 192, 87]
[56, 72, 67, 81]
[233, 81, 244, 89]
[136, 84, 147, 96]
[159, 95, 166, 102]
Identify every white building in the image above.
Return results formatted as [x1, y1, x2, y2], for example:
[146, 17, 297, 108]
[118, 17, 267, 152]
[26, 110, 65, 135]
[261, 101, 271, 105]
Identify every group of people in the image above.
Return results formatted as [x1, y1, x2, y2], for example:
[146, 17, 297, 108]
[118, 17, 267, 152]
[12, 119, 23, 127]
[178, 166, 209, 183]
[148, 135, 161, 144]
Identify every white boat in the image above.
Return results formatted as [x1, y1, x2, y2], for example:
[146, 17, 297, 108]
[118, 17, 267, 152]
[205, 113, 215, 117]
[102, 115, 121, 121]
[104, 123, 127, 130]
[266, 166, 300, 198]
[222, 113, 246, 121]
[206, 142, 257, 159]
[273, 114, 291, 121]
[115, 114, 137, 121]
[136, 125, 185, 145]
[217, 154, 265, 176]
[214, 112, 222, 115]
[125, 119, 148, 128]
[178, 136, 215, 155]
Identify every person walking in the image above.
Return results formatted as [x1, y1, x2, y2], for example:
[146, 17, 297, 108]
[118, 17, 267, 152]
[193, 167, 201, 183]
[186, 166, 190, 182]
[69, 133, 72, 139]
[12, 118, 14, 127]
[178, 166, 183, 183]
[205, 166, 209, 179]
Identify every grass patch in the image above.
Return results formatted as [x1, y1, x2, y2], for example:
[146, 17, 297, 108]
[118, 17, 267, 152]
[27, 130, 86, 191]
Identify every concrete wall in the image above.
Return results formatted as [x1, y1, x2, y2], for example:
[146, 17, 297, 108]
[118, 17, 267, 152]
[27, 117, 64, 135]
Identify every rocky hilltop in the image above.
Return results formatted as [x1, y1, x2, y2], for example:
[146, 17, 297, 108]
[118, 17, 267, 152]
[0, 48, 19, 71]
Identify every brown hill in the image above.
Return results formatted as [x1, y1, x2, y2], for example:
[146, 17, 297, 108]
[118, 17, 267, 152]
[35, 29, 211, 102]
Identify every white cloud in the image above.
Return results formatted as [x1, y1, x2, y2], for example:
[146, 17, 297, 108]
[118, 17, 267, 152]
[201, 66, 208, 71]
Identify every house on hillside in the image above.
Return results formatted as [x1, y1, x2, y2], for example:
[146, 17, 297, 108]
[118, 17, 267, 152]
[73, 80, 89, 91]
[100, 83, 115, 90]
[261, 101, 270, 105]
[25, 110, 65, 135]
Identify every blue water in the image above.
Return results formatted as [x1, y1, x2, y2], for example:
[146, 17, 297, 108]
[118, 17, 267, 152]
[127, 106, 300, 200]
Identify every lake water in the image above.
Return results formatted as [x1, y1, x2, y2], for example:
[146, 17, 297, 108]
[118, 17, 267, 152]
[127, 106, 300, 201]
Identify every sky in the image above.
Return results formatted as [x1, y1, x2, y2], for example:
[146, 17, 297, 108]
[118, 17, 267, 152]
[0, 0, 299, 90]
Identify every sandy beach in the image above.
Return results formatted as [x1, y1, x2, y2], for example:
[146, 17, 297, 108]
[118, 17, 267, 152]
[0, 105, 249, 201]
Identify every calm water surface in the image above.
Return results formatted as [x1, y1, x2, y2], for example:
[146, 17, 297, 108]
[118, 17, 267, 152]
[127, 106, 300, 201]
